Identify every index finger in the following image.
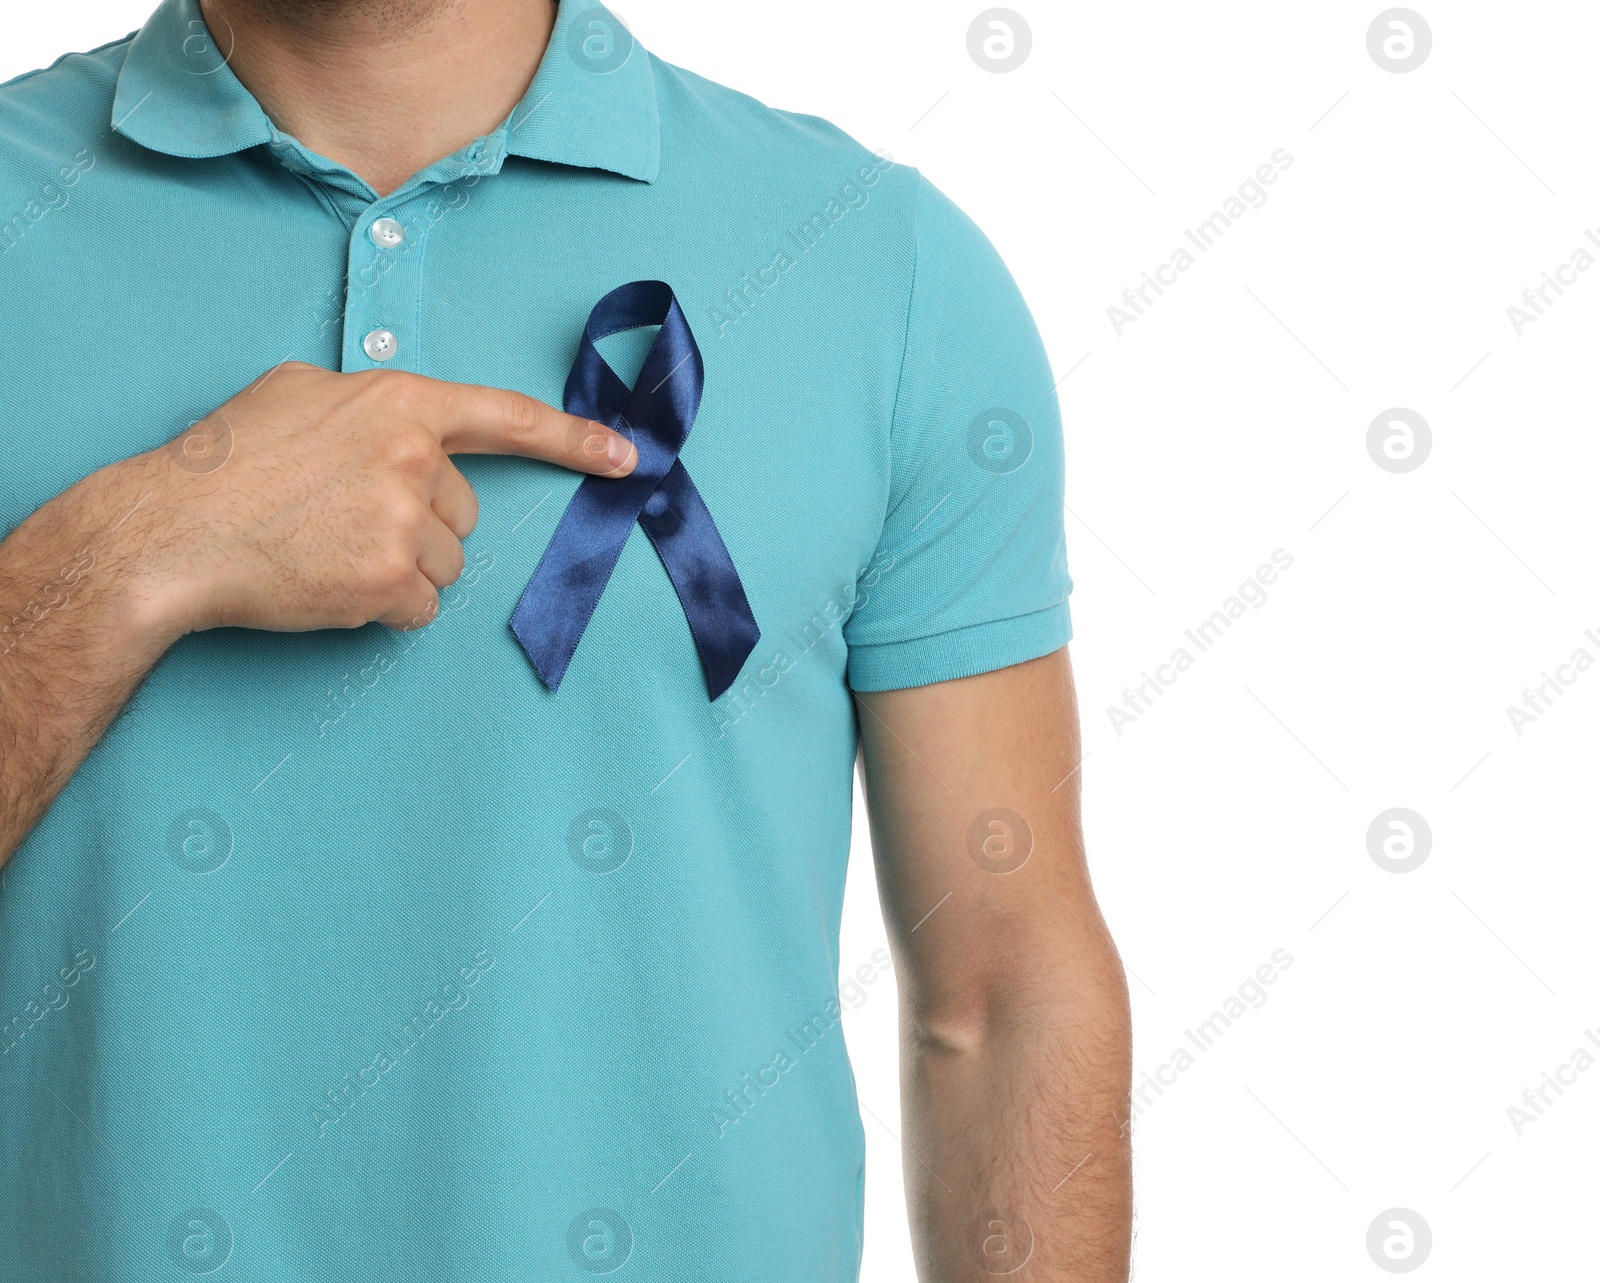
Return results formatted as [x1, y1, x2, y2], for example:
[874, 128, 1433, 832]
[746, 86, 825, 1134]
[418, 377, 637, 477]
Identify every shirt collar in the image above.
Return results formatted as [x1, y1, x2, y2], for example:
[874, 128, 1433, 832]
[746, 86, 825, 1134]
[111, 0, 660, 183]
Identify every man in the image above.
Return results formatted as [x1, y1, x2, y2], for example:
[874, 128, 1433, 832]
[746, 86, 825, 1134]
[0, 0, 1132, 1278]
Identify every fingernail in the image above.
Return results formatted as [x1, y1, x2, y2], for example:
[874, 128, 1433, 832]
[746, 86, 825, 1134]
[606, 431, 636, 472]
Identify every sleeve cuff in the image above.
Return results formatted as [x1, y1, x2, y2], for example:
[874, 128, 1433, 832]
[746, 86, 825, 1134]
[845, 600, 1073, 693]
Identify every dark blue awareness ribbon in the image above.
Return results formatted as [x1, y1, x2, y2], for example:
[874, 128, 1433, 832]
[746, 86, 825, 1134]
[509, 280, 760, 699]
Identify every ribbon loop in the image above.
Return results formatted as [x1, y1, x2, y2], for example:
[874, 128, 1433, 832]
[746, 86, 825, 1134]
[509, 281, 760, 699]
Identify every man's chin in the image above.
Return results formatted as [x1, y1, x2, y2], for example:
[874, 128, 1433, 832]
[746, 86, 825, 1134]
[221, 0, 469, 28]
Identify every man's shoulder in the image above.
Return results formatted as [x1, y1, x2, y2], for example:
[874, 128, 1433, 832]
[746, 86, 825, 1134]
[648, 52, 918, 203]
[0, 33, 132, 166]
[0, 32, 133, 101]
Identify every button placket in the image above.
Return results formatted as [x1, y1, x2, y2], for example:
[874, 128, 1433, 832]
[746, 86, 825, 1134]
[342, 198, 428, 373]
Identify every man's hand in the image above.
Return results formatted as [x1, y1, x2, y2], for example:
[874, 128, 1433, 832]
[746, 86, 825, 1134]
[856, 647, 1132, 1281]
[0, 361, 635, 869]
[132, 361, 637, 636]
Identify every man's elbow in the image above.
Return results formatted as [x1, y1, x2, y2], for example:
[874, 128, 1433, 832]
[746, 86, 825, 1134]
[904, 935, 1131, 1060]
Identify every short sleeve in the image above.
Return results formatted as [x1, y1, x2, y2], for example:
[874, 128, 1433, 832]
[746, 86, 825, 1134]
[843, 172, 1073, 692]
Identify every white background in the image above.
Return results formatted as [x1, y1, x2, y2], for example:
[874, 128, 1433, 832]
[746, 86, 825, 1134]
[7, 2, 1597, 1278]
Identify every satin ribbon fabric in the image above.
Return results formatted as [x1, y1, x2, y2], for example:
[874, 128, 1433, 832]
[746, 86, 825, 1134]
[509, 280, 760, 699]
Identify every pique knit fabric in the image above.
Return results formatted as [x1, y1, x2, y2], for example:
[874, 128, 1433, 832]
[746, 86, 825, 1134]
[0, 1, 1072, 1278]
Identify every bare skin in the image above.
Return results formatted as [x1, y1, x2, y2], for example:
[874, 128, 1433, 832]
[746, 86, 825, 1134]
[0, 0, 616, 864]
[858, 649, 1132, 1281]
[0, 364, 635, 865]
[3, 1, 1133, 1277]
[200, 0, 557, 196]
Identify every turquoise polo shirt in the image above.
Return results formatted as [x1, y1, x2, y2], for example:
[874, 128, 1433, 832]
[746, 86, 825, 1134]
[0, 1, 1072, 1278]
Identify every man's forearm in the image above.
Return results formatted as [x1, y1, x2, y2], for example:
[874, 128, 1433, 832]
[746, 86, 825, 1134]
[0, 453, 186, 868]
[0, 363, 638, 871]
[855, 651, 1133, 1278]
[903, 944, 1133, 1281]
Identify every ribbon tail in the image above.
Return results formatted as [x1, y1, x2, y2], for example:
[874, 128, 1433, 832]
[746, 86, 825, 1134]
[639, 460, 760, 700]
[509, 476, 644, 691]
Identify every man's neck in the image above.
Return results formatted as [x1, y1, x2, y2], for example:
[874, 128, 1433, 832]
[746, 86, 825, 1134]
[199, 0, 557, 197]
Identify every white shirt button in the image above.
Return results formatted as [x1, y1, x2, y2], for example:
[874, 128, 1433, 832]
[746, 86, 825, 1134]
[363, 329, 398, 362]
[369, 217, 405, 248]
